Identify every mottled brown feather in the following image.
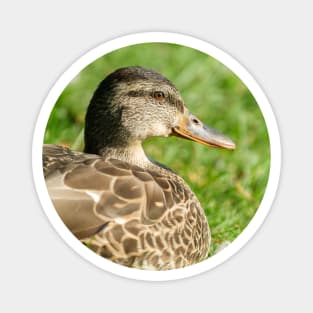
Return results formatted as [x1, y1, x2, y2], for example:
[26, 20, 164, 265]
[43, 144, 210, 270]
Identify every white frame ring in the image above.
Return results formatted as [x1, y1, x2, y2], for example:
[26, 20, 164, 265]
[32, 32, 281, 281]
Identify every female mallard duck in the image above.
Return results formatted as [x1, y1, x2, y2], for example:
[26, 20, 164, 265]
[43, 66, 235, 270]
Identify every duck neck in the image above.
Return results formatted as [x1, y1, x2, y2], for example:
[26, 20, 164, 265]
[99, 141, 153, 169]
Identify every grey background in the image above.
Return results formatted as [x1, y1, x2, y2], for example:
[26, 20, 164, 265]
[1, 1, 312, 312]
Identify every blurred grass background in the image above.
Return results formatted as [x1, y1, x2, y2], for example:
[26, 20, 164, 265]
[44, 43, 270, 256]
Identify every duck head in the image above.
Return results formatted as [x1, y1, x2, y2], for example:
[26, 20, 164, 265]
[84, 66, 235, 157]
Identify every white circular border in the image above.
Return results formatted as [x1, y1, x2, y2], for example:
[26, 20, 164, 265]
[32, 32, 281, 281]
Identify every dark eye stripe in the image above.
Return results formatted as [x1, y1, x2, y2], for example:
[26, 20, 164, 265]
[127, 90, 184, 113]
[168, 94, 184, 113]
[175, 100, 184, 113]
[127, 90, 147, 97]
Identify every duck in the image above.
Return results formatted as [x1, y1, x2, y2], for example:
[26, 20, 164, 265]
[43, 66, 235, 270]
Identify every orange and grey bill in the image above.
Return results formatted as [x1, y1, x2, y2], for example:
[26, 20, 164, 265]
[172, 112, 236, 150]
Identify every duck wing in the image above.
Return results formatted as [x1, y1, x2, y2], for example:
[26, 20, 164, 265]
[43, 144, 183, 240]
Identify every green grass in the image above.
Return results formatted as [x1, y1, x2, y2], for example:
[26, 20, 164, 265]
[44, 43, 270, 256]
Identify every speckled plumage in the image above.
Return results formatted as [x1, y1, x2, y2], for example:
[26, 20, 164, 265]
[44, 144, 210, 269]
[43, 66, 234, 270]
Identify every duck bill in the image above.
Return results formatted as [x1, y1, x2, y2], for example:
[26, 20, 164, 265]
[172, 112, 236, 150]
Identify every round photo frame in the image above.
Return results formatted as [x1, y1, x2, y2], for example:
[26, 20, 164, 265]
[32, 32, 281, 281]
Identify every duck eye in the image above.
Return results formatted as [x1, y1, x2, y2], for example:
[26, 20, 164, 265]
[153, 91, 165, 101]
